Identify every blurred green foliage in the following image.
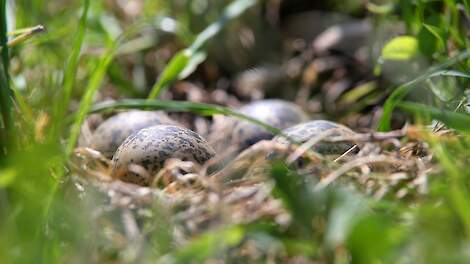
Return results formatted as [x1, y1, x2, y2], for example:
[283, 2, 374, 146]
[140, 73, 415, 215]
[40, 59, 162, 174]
[376, 0, 470, 131]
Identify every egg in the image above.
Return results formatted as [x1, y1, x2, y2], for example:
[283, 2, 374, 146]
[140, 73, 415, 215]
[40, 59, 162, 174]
[90, 110, 178, 158]
[112, 125, 215, 186]
[210, 99, 308, 153]
[273, 120, 357, 155]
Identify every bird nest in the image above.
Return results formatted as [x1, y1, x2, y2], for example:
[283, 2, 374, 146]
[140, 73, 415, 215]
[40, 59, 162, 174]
[68, 124, 435, 262]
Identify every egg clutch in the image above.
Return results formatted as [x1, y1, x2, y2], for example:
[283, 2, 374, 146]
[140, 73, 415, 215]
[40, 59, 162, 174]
[86, 100, 357, 186]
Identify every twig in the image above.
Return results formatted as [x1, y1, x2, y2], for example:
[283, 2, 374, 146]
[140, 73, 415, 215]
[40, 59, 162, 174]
[314, 155, 412, 191]
[333, 145, 358, 162]
[211, 140, 289, 181]
[286, 128, 345, 165]
[335, 129, 407, 142]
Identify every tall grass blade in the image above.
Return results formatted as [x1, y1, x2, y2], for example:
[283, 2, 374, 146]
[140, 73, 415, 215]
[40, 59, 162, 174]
[147, 49, 192, 99]
[91, 98, 283, 136]
[66, 45, 115, 155]
[430, 139, 470, 236]
[147, 0, 257, 99]
[189, 0, 257, 51]
[377, 50, 470, 131]
[53, 0, 90, 137]
[0, 0, 15, 153]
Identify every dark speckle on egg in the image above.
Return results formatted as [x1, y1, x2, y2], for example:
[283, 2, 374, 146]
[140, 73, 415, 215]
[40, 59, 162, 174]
[112, 125, 215, 186]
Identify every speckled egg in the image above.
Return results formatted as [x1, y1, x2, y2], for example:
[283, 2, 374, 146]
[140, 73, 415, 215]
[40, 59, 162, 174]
[273, 120, 357, 155]
[210, 99, 308, 152]
[112, 125, 215, 186]
[90, 110, 178, 158]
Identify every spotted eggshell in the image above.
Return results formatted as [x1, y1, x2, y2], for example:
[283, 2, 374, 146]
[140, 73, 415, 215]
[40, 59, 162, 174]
[90, 110, 178, 158]
[211, 99, 308, 152]
[112, 125, 215, 186]
[273, 120, 357, 155]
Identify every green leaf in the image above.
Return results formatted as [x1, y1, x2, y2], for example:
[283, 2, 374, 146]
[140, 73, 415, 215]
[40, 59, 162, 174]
[366, 3, 395, 15]
[381, 36, 419, 61]
[423, 23, 446, 51]
[339, 81, 377, 105]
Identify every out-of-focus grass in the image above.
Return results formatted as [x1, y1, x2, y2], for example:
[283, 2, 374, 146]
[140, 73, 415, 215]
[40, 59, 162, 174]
[53, 0, 90, 139]
[0, 0, 14, 153]
[2, 0, 470, 263]
[375, 1, 470, 131]
[147, 0, 257, 99]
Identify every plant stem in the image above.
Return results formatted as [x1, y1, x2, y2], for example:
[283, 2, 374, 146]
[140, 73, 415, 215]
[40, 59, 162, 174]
[0, 0, 15, 154]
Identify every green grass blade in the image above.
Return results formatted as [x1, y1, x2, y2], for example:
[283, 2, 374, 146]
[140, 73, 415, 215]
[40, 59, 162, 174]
[0, 0, 15, 153]
[432, 70, 470, 79]
[0, 0, 9, 75]
[147, 0, 257, 99]
[423, 24, 446, 51]
[147, 49, 192, 99]
[377, 50, 470, 131]
[91, 98, 283, 136]
[66, 45, 116, 155]
[53, 0, 90, 136]
[396, 101, 470, 133]
[189, 0, 257, 51]
[429, 140, 470, 236]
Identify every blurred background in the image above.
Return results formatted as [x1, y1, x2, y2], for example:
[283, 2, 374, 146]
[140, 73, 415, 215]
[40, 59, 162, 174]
[2, 0, 470, 263]
[7, 0, 399, 129]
